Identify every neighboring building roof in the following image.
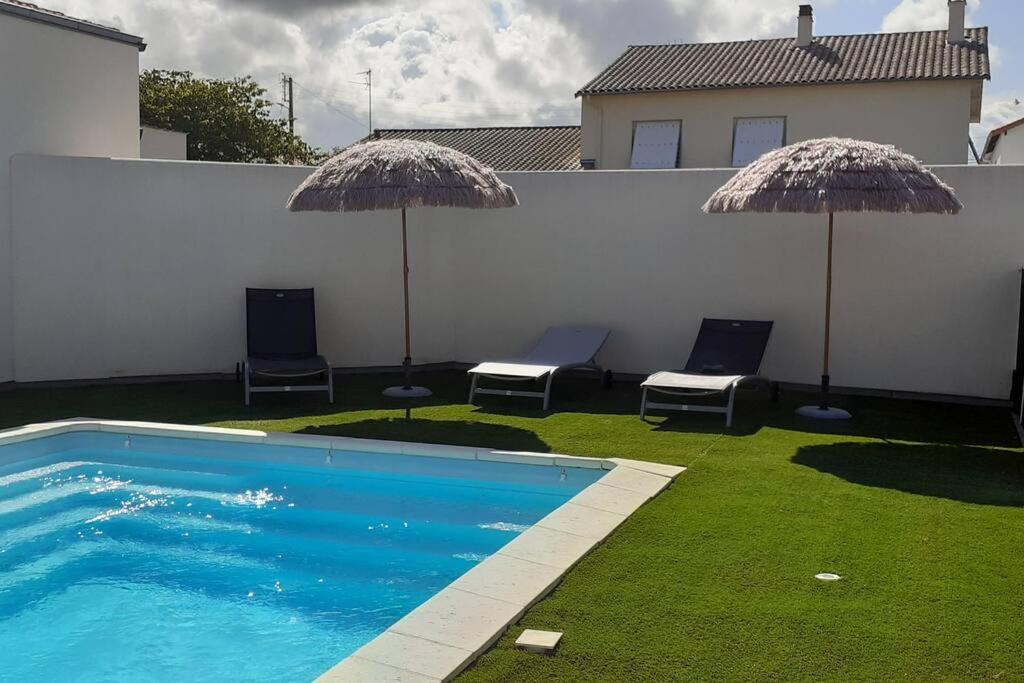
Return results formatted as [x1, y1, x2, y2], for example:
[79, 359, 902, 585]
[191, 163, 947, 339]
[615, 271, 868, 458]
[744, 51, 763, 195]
[367, 126, 581, 171]
[577, 28, 989, 97]
[0, 0, 145, 50]
[983, 115, 1024, 157]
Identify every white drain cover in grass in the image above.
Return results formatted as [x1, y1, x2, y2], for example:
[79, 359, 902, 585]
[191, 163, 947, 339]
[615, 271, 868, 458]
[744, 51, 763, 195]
[515, 629, 563, 654]
[815, 573, 842, 581]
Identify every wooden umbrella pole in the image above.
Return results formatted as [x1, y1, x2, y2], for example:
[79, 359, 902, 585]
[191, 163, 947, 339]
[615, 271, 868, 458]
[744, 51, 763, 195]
[820, 212, 834, 410]
[401, 208, 413, 390]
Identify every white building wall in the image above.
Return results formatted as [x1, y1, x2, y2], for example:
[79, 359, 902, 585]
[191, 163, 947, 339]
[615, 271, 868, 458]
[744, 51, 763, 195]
[140, 126, 188, 160]
[990, 126, 1024, 165]
[9, 155, 1024, 400]
[0, 12, 141, 383]
[9, 155, 458, 382]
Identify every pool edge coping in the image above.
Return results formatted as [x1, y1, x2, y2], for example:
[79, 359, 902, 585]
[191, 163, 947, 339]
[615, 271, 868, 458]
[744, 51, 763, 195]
[0, 419, 685, 683]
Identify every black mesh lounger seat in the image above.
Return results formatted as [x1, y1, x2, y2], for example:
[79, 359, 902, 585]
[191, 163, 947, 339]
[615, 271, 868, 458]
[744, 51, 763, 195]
[640, 319, 774, 427]
[243, 288, 333, 406]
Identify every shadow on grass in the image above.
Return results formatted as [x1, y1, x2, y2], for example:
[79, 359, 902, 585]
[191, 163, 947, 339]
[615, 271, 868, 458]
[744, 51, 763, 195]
[648, 413, 760, 437]
[299, 418, 551, 453]
[793, 441, 1024, 506]
[467, 374, 623, 420]
[0, 381, 349, 430]
[0, 369, 1017, 450]
[645, 388, 1020, 447]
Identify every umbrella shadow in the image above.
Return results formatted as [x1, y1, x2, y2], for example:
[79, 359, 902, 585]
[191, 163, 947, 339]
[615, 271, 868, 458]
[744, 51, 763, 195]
[767, 392, 1020, 448]
[299, 418, 551, 453]
[792, 441, 1024, 506]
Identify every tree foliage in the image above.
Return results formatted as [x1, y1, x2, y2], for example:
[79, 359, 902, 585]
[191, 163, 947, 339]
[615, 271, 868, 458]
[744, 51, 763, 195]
[140, 70, 321, 164]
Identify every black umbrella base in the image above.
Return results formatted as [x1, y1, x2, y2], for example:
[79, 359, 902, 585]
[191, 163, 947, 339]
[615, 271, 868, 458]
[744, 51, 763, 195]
[383, 386, 433, 398]
[796, 405, 852, 420]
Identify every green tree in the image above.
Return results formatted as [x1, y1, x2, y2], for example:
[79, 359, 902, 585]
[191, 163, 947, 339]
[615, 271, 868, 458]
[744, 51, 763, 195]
[140, 70, 320, 164]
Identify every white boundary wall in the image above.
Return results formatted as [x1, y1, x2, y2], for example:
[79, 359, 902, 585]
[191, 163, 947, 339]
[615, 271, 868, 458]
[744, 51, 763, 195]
[9, 154, 1024, 399]
[0, 15, 141, 383]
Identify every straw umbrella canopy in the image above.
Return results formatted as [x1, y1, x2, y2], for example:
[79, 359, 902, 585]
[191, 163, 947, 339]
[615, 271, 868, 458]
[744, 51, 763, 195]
[287, 138, 519, 398]
[703, 137, 962, 419]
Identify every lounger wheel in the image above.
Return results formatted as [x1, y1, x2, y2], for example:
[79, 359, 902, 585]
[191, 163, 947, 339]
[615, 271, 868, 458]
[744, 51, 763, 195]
[602, 370, 613, 389]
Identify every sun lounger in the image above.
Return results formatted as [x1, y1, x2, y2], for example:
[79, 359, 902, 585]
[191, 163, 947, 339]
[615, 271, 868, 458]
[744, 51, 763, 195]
[243, 288, 333, 406]
[468, 326, 611, 410]
[640, 319, 773, 427]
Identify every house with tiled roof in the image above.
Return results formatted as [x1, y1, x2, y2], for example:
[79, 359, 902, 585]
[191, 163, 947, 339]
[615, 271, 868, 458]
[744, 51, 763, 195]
[982, 115, 1024, 165]
[577, 2, 990, 169]
[367, 126, 581, 171]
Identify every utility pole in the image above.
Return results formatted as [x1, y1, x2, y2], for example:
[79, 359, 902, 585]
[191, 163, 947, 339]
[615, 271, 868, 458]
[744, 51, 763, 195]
[968, 137, 982, 165]
[281, 73, 295, 133]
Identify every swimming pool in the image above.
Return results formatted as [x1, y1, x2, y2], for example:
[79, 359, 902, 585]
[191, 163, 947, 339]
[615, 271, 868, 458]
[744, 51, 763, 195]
[0, 421, 681, 682]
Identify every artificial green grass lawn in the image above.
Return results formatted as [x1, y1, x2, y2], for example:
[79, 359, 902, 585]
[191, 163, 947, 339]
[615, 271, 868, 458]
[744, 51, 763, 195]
[2, 371, 1023, 680]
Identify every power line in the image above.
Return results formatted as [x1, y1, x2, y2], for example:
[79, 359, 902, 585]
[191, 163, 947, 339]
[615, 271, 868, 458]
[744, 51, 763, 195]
[295, 78, 575, 116]
[373, 98, 578, 115]
[308, 79, 577, 111]
[293, 80, 368, 129]
[294, 78, 579, 131]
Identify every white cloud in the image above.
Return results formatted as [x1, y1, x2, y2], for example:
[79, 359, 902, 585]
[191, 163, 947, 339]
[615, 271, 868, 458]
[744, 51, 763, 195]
[45, 0, 597, 145]
[33, 0, 1015, 168]
[969, 95, 1022, 157]
[981, 97, 1023, 130]
[31, 0, 844, 150]
[881, 0, 980, 33]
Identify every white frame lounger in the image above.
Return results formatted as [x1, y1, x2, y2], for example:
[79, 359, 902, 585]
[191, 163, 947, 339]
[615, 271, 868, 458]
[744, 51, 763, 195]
[640, 319, 774, 427]
[468, 326, 611, 410]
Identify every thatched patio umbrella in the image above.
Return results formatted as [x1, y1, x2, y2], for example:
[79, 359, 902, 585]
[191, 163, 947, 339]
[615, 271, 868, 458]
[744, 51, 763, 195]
[703, 138, 962, 419]
[287, 138, 518, 398]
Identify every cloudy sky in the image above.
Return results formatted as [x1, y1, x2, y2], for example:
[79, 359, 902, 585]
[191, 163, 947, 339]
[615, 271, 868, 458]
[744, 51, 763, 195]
[46, 0, 1023, 152]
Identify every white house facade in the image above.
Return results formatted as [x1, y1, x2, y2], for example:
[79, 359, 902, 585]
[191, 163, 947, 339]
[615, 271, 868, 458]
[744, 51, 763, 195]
[577, 2, 989, 169]
[983, 117, 1024, 165]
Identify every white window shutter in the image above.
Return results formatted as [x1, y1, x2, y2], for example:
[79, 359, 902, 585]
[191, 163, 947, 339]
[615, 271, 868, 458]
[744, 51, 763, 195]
[732, 117, 785, 167]
[630, 121, 681, 169]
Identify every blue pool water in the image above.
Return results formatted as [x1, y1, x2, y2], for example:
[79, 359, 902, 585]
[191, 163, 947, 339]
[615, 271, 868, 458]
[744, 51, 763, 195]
[0, 431, 603, 682]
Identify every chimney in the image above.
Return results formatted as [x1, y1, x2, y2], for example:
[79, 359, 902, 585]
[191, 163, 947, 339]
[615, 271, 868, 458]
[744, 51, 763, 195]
[797, 5, 813, 47]
[948, 0, 966, 43]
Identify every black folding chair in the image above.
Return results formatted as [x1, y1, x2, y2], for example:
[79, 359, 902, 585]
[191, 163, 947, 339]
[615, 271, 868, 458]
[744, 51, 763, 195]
[640, 319, 774, 426]
[243, 288, 333, 406]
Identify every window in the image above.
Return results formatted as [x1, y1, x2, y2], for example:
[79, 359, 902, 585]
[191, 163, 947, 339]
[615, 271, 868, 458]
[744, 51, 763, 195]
[732, 117, 786, 167]
[630, 121, 681, 169]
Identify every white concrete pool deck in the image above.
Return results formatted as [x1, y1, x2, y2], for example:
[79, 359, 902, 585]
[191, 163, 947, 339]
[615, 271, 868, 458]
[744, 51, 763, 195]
[0, 419, 685, 683]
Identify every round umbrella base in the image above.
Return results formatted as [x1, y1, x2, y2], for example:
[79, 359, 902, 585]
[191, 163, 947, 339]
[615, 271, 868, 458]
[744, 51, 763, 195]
[383, 386, 433, 398]
[796, 405, 852, 420]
